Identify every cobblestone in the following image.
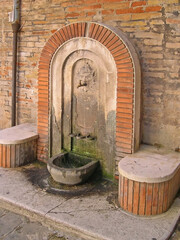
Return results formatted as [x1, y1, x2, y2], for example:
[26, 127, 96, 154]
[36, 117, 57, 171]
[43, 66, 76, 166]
[0, 208, 84, 240]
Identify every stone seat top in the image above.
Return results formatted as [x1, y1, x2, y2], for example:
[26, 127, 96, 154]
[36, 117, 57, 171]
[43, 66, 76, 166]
[0, 123, 38, 145]
[118, 145, 180, 183]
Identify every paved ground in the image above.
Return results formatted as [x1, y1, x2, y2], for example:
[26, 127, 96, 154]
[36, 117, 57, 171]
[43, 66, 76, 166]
[0, 206, 179, 240]
[169, 219, 180, 240]
[0, 164, 179, 240]
[0, 207, 85, 240]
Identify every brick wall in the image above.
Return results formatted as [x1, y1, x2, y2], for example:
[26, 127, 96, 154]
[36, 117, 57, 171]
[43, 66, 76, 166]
[0, 0, 179, 152]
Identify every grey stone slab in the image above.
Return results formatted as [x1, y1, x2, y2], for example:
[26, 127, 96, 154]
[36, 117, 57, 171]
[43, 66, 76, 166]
[0, 211, 23, 238]
[118, 144, 180, 183]
[0, 167, 179, 240]
[3, 221, 53, 240]
[0, 123, 38, 144]
[0, 208, 7, 217]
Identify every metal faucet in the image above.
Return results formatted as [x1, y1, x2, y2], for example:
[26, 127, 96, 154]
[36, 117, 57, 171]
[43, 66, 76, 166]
[69, 133, 96, 140]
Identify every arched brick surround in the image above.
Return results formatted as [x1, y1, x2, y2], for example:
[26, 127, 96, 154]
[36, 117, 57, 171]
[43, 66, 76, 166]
[38, 22, 141, 173]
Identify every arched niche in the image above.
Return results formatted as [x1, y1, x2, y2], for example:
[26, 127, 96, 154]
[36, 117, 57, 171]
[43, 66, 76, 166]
[38, 22, 141, 176]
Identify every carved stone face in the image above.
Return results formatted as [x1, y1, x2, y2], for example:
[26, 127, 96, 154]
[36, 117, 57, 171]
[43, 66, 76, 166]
[76, 61, 96, 92]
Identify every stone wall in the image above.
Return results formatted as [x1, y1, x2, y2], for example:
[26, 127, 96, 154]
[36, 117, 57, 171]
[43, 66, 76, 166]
[0, 0, 179, 152]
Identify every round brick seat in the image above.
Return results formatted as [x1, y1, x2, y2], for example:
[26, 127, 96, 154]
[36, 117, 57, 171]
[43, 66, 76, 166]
[0, 123, 38, 168]
[118, 145, 180, 216]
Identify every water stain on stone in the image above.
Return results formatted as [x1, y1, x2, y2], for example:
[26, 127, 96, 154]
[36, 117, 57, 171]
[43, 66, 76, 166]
[22, 162, 118, 199]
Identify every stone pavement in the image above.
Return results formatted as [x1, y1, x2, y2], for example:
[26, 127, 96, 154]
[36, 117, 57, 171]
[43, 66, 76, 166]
[0, 164, 179, 240]
[0, 206, 179, 240]
[0, 207, 85, 240]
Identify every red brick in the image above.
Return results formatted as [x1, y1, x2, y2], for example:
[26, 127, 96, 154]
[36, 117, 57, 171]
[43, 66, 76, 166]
[116, 58, 132, 65]
[128, 180, 133, 212]
[59, 28, 67, 42]
[117, 92, 133, 99]
[117, 107, 133, 114]
[3, 145, 7, 168]
[123, 178, 128, 210]
[116, 127, 132, 134]
[111, 44, 126, 55]
[116, 131, 131, 138]
[117, 102, 133, 109]
[152, 183, 159, 215]
[6, 145, 11, 168]
[56, 31, 66, 43]
[65, 12, 83, 18]
[82, 22, 86, 36]
[80, 4, 101, 11]
[139, 182, 146, 215]
[118, 82, 134, 88]
[38, 89, 49, 94]
[116, 137, 132, 144]
[91, 24, 99, 39]
[102, 9, 114, 15]
[103, 32, 116, 46]
[116, 121, 133, 129]
[145, 6, 162, 12]
[117, 97, 133, 103]
[117, 88, 134, 94]
[78, 23, 82, 37]
[48, 37, 59, 48]
[146, 183, 153, 215]
[133, 181, 140, 214]
[119, 175, 124, 207]
[157, 182, 164, 214]
[96, 28, 108, 42]
[66, 25, 73, 39]
[132, 1, 146, 7]
[118, 78, 134, 83]
[117, 63, 133, 69]
[118, 68, 133, 73]
[62, 27, 70, 40]
[116, 142, 132, 150]
[69, 24, 75, 38]
[114, 52, 131, 61]
[163, 181, 169, 212]
[94, 25, 104, 40]
[100, 30, 112, 44]
[88, 23, 96, 37]
[74, 23, 79, 37]
[116, 147, 132, 154]
[87, 11, 96, 16]
[0, 145, 2, 167]
[108, 40, 123, 52]
[106, 36, 120, 49]
[116, 112, 133, 119]
[118, 72, 134, 78]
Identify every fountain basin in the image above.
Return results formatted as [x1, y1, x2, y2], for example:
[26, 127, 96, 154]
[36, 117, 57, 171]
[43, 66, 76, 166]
[47, 152, 99, 185]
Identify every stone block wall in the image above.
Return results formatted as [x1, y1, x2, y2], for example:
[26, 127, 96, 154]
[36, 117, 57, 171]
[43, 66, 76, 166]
[0, 0, 179, 155]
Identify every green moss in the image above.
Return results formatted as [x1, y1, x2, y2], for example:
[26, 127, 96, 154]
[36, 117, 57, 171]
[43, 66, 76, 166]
[28, 160, 46, 168]
[102, 169, 114, 180]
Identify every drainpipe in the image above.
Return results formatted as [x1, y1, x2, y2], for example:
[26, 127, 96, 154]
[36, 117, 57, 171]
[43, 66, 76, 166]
[11, 0, 20, 126]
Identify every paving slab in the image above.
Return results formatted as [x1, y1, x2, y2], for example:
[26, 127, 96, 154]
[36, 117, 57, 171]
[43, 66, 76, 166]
[0, 207, 85, 240]
[0, 166, 179, 240]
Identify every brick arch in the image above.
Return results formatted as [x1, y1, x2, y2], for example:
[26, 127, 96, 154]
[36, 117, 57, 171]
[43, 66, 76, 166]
[38, 22, 141, 171]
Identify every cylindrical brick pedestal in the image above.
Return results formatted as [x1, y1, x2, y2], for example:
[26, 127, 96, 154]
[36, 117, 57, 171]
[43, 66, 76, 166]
[118, 146, 180, 216]
[0, 124, 38, 168]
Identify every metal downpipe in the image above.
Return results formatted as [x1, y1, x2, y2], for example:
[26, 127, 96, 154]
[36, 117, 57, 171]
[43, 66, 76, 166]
[11, 0, 20, 127]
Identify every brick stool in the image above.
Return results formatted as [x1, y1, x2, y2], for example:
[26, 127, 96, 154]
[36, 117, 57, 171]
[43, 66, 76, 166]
[0, 123, 38, 168]
[118, 145, 180, 216]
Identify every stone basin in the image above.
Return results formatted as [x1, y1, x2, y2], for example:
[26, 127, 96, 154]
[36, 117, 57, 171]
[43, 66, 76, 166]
[47, 152, 99, 185]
